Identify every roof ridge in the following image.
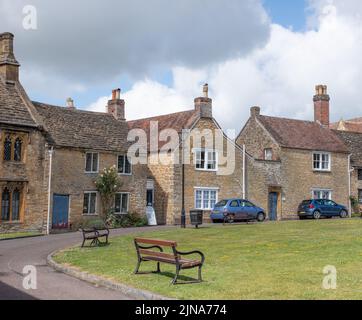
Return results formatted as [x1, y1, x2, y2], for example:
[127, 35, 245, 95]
[258, 114, 317, 125]
[128, 109, 195, 123]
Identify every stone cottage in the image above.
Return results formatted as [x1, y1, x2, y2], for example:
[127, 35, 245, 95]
[237, 85, 351, 220]
[0, 33, 49, 233]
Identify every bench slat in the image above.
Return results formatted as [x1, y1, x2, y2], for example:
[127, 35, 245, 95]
[135, 238, 177, 247]
[139, 249, 178, 260]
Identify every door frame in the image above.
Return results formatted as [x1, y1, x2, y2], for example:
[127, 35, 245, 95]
[52, 194, 70, 229]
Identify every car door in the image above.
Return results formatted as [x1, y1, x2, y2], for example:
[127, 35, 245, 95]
[327, 200, 340, 216]
[240, 200, 252, 220]
[229, 200, 241, 219]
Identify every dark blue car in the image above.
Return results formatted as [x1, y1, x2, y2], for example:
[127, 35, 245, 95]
[210, 199, 266, 223]
[298, 199, 349, 220]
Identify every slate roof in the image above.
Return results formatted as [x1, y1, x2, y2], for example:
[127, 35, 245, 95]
[334, 130, 362, 167]
[0, 77, 37, 128]
[257, 115, 349, 153]
[33, 102, 129, 152]
[127, 110, 200, 150]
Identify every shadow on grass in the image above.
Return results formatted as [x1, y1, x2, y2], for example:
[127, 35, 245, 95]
[136, 269, 201, 284]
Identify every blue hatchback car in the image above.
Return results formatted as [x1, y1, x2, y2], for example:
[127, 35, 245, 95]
[210, 199, 266, 223]
[298, 199, 349, 220]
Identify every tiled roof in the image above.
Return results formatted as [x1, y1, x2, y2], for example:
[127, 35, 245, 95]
[257, 115, 349, 153]
[0, 77, 37, 128]
[127, 110, 200, 150]
[334, 130, 362, 167]
[330, 120, 362, 134]
[33, 102, 129, 152]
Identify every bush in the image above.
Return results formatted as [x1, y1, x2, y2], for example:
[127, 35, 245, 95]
[107, 212, 148, 228]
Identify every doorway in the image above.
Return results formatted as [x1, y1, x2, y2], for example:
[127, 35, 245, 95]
[268, 192, 279, 221]
[52, 194, 69, 229]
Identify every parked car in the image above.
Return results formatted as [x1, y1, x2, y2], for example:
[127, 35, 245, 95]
[210, 199, 266, 223]
[298, 199, 349, 220]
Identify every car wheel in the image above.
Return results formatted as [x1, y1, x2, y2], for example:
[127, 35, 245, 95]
[313, 211, 321, 220]
[256, 212, 265, 222]
[225, 215, 235, 224]
[340, 210, 348, 219]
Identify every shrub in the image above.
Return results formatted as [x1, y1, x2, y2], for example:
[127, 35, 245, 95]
[107, 212, 148, 228]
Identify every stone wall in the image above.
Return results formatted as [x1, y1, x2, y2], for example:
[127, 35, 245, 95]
[50, 147, 148, 229]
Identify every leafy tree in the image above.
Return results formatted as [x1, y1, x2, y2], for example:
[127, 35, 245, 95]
[95, 166, 123, 221]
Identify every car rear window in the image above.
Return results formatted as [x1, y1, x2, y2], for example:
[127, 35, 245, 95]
[301, 200, 312, 205]
[215, 200, 228, 207]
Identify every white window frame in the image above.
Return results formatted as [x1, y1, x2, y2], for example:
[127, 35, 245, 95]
[83, 191, 98, 216]
[313, 152, 331, 172]
[85, 152, 99, 173]
[194, 187, 219, 210]
[114, 192, 130, 215]
[264, 148, 273, 161]
[194, 149, 218, 172]
[117, 154, 132, 176]
[312, 189, 332, 200]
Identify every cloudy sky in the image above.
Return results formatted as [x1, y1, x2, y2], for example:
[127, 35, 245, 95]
[1, 0, 362, 131]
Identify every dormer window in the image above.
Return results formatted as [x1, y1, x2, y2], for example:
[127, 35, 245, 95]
[264, 148, 273, 161]
[195, 149, 218, 171]
[3, 134, 24, 162]
[85, 152, 99, 173]
[313, 152, 331, 171]
[118, 155, 132, 175]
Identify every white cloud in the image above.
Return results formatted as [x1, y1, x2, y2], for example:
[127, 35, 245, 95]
[87, 1, 362, 132]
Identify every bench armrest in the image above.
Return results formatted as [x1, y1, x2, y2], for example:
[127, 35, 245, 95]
[176, 250, 205, 264]
[80, 228, 97, 234]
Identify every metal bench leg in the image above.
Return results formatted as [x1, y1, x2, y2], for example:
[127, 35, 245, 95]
[81, 239, 86, 248]
[172, 266, 181, 285]
[198, 266, 203, 282]
[157, 262, 161, 273]
[134, 260, 142, 274]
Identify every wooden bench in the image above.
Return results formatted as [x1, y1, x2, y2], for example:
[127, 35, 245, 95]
[80, 226, 109, 248]
[134, 238, 205, 285]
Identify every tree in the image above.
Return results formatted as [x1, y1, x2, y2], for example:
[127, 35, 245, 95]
[95, 166, 123, 220]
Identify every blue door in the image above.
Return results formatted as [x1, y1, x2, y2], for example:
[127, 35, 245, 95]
[52, 195, 69, 229]
[268, 192, 278, 221]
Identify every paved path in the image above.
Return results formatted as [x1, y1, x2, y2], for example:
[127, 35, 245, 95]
[0, 226, 168, 300]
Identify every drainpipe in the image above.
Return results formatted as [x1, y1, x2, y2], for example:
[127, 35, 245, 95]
[348, 154, 353, 218]
[46, 146, 54, 235]
[242, 144, 246, 199]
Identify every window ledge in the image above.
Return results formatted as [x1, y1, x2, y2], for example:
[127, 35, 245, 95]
[313, 170, 331, 173]
[82, 214, 99, 217]
[195, 169, 218, 172]
[118, 173, 132, 176]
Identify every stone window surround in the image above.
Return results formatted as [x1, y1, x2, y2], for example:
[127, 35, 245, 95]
[84, 152, 99, 174]
[312, 151, 331, 172]
[114, 192, 130, 215]
[83, 191, 98, 216]
[1, 131, 26, 164]
[358, 189, 362, 204]
[194, 187, 219, 210]
[193, 148, 218, 172]
[117, 154, 132, 176]
[0, 183, 24, 224]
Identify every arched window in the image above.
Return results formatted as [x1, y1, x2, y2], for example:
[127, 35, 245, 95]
[1, 188, 10, 221]
[3, 136, 11, 161]
[12, 189, 20, 221]
[14, 138, 22, 162]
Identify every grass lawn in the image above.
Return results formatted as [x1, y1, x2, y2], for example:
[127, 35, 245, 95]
[54, 219, 362, 300]
[0, 232, 42, 240]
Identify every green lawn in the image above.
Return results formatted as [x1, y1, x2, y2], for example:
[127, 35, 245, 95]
[0, 232, 42, 240]
[54, 219, 362, 300]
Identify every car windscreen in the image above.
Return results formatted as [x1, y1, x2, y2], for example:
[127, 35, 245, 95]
[215, 200, 228, 207]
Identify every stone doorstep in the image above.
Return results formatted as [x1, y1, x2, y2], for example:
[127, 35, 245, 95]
[47, 250, 174, 301]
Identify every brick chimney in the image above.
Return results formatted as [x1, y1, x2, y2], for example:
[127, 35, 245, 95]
[250, 106, 261, 118]
[195, 84, 212, 118]
[314, 85, 330, 127]
[66, 98, 76, 110]
[107, 88, 125, 121]
[0, 32, 20, 82]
